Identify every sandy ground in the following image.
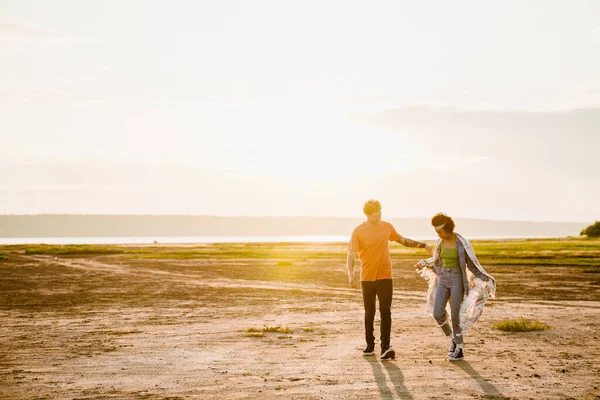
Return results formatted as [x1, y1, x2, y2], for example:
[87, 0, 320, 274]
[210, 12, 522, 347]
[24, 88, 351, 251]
[1, 247, 599, 399]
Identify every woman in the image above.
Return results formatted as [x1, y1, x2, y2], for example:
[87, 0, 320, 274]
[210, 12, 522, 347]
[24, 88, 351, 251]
[415, 213, 496, 361]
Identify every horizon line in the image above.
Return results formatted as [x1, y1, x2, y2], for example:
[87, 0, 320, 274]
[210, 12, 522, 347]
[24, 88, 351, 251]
[0, 213, 591, 224]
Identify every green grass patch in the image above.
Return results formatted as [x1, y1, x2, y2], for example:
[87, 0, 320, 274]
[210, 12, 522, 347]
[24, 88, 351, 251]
[391, 237, 600, 266]
[457, 238, 600, 266]
[491, 317, 551, 332]
[6, 237, 599, 266]
[21, 244, 128, 256]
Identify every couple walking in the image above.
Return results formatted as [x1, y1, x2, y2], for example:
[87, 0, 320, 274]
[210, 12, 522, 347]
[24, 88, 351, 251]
[346, 199, 496, 361]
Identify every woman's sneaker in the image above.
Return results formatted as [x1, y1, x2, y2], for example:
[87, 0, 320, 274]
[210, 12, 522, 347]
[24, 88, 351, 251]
[380, 346, 396, 360]
[448, 340, 457, 356]
[362, 345, 375, 356]
[449, 347, 464, 361]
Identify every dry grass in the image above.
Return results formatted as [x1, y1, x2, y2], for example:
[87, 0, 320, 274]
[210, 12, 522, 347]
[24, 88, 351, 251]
[491, 317, 551, 332]
[245, 333, 265, 338]
[246, 325, 294, 334]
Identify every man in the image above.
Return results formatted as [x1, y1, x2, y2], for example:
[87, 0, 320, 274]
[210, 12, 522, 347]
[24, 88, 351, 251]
[347, 199, 432, 359]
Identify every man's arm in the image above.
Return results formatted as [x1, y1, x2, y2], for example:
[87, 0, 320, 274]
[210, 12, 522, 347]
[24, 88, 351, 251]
[396, 236, 433, 255]
[346, 251, 359, 288]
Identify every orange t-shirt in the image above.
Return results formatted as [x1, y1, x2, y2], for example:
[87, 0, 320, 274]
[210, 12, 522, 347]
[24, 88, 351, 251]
[349, 221, 401, 281]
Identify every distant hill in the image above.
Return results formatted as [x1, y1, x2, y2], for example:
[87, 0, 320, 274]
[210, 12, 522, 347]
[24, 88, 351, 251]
[0, 215, 587, 239]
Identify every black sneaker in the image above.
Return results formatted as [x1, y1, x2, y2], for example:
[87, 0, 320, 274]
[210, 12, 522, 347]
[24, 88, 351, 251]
[449, 347, 464, 361]
[380, 346, 396, 360]
[362, 345, 375, 356]
[448, 340, 457, 356]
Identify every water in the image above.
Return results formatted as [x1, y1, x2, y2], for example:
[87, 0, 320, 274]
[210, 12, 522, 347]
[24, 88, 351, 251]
[0, 236, 352, 245]
[0, 235, 555, 245]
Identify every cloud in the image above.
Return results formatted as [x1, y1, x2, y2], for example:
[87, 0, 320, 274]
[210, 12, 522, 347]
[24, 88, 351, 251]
[351, 106, 600, 179]
[0, 19, 54, 37]
[0, 161, 224, 187]
[0, 17, 82, 52]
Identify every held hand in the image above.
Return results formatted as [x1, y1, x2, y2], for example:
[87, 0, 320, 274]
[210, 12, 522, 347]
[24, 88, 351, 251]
[349, 275, 359, 289]
[414, 263, 423, 271]
[424, 243, 433, 256]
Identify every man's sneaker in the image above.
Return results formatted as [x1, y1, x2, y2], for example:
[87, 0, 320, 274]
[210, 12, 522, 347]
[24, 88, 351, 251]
[449, 347, 464, 361]
[362, 345, 375, 356]
[380, 346, 396, 360]
[448, 340, 457, 356]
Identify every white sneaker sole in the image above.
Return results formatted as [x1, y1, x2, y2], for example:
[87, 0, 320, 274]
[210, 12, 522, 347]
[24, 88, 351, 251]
[380, 348, 396, 360]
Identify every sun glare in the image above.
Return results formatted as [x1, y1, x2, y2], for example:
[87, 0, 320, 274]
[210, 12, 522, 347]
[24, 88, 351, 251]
[233, 100, 425, 180]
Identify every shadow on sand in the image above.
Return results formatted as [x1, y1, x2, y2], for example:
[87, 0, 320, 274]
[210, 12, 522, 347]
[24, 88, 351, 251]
[453, 360, 509, 399]
[368, 358, 413, 400]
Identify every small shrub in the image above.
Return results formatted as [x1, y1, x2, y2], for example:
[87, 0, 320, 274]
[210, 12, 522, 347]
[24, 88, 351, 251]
[581, 221, 600, 238]
[277, 335, 292, 339]
[491, 317, 551, 332]
[277, 261, 294, 266]
[245, 333, 265, 338]
[301, 327, 314, 332]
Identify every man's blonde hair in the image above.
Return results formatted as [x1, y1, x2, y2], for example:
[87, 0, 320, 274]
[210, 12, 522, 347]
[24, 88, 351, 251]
[363, 199, 382, 215]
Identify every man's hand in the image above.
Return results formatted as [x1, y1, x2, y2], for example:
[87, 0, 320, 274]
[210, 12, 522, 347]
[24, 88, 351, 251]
[424, 243, 433, 256]
[346, 251, 358, 288]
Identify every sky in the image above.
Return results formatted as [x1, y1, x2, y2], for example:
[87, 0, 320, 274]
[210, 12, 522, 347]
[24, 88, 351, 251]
[1, 0, 599, 221]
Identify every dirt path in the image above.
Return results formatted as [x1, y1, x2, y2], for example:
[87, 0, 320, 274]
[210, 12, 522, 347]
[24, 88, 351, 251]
[1, 254, 599, 399]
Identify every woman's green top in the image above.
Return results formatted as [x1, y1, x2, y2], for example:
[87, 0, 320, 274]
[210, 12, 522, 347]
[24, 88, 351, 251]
[440, 246, 459, 268]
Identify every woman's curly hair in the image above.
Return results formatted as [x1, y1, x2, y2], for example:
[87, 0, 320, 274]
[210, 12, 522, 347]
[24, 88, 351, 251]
[431, 213, 455, 233]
